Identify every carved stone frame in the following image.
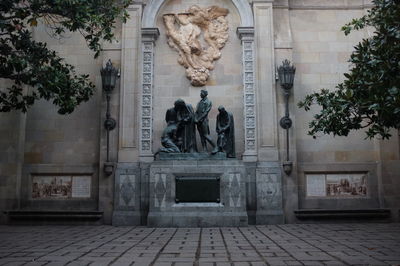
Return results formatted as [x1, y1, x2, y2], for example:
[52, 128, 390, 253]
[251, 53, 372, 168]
[237, 27, 257, 162]
[139, 0, 257, 162]
[139, 28, 159, 161]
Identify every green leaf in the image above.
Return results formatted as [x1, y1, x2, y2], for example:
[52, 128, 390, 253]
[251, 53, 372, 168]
[0, 0, 128, 113]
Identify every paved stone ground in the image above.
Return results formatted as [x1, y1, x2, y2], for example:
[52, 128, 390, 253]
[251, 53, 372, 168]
[0, 224, 399, 266]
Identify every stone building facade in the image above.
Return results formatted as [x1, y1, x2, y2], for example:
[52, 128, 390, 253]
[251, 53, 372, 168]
[0, 0, 399, 225]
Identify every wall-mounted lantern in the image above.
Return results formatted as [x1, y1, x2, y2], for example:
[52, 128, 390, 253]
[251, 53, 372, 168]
[100, 59, 118, 176]
[277, 59, 296, 175]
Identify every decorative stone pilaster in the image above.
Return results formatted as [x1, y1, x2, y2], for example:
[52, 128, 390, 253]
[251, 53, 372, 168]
[139, 28, 159, 162]
[112, 164, 141, 225]
[237, 27, 257, 162]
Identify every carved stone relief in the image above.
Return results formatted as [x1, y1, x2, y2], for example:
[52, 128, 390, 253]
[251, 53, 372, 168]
[229, 173, 241, 207]
[257, 173, 282, 210]
[119, 175, 135, 207]
[163, 5, 229, 86]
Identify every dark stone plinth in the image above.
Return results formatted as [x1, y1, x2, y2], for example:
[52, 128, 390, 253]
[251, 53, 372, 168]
[148, 210, 248, 227]
[148, 160, 248, 227]
[158, 152, 227, 160]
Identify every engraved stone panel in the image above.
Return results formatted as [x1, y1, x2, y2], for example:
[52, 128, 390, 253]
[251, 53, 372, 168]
[258, 173, 282, 210]
[175, 176, 220, 203]
[142, 118, 151, 128]
[143, 63, 151, 72]
[246, 106, 255, 116]
[245, 61, 253, 71]
[247, 140, 255, 149]
[71, 176, 91, 198]
[32, 175, 91, 199]
[247, 128, 255, 139]
[143, 52, 152, 62]
[306, 174, 326, 197]
[229, 173, 241, 207]
[140, 29, 158, 157]
[154, 173, 167, 208]
[246, 117, 255, 128]
[142, 140, 150, 150]
[245, 94, 254, 104]
[143, 84, 151, 94]
[119, 174, 136, 207]
[143, 73, 151, 84]
[143, 95, 151, 106]
[148, 161, 248, 227]
[306, 173, 368, 197]
[143, 107, 151, 116]
[142, 129, 151, 139]
[244, 50, 253, 60]
[245, 72, 253, 82]
[245, 83, 253, 91]
[238, 27, 257, 155]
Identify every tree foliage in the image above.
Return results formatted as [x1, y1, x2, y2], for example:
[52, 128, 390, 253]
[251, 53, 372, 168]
[0, 0, 130, 114]
[298, 0, 400, 139]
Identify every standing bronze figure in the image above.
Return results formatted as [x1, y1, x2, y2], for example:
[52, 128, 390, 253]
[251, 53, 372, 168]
[174, 99, 197, 153]
[195, 90, 216, 152]
[214, 106, 235, 158]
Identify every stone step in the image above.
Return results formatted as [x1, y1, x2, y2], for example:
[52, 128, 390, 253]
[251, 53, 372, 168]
[4, 210, 103, 225]
[294, 208, 390, 220]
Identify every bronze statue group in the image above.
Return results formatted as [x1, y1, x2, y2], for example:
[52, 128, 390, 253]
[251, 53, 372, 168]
[160, 90, 235, 158]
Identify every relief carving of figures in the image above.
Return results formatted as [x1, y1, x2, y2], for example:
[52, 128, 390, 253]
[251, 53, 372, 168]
[163, 5, 229, 86]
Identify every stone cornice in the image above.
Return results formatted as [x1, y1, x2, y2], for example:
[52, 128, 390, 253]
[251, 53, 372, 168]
[237, 27, 255, 41]
[283, 0, 374, 10]
[141, 28, 160, 42]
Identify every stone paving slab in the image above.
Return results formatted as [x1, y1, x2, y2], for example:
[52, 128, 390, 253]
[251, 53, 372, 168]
[0, 224, 399, 266]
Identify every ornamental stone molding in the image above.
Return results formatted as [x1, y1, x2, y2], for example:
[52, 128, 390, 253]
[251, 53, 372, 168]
[237, 27, 258, 162]
[140, 0, 258, 160]
[140, 28, 159, 161]
[142, 0, 254, 28]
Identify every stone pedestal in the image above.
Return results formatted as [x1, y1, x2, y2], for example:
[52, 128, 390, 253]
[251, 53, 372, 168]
[112, 164, 142, 226]
[158, 152, 227, 160]
[255, 162, 284, 224]
[148, 160, 248, 227]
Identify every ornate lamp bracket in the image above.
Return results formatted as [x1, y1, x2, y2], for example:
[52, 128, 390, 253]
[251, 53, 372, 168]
[100, 59, 119, 176]
[277, 60, 296, 175]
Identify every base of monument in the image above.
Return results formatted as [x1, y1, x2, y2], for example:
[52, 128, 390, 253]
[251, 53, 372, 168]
[255, 210, 285, 225]
[112, 210, 141, 226]
[158, 152, 227, 160]
[148, 160, 248, 227]
[148, 210, 248, 227]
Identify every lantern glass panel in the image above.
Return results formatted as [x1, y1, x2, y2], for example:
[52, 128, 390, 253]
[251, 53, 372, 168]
[110, 74, 116, 88]
[290, 71, 295, 85]
[285, 71, 291, 84]
[106, 74, 112, 87]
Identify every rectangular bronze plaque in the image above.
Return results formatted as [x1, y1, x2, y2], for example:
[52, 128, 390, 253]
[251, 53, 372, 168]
[175, 176, 220, 203]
